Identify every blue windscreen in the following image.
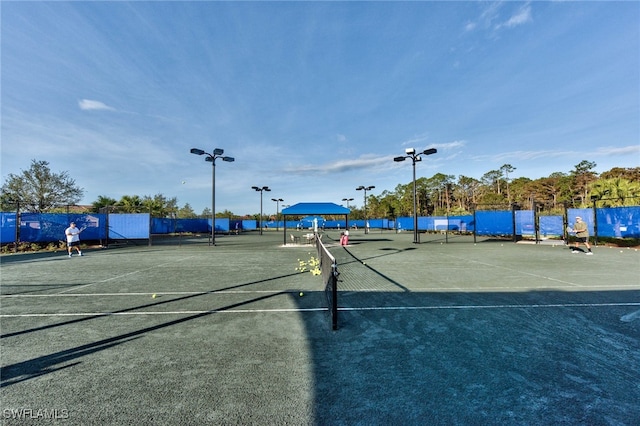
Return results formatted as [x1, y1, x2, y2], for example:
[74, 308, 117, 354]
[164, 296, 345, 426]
[108, 214, 149, 239]
[476, 211, 513, 236]
[0, 213, 16, 243]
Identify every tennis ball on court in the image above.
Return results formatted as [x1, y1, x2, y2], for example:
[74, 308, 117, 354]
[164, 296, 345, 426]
[299, 292, 304, 297]
[152, 294, 157, 299]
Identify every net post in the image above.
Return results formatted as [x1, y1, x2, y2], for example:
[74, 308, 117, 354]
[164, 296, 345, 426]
[331, 263, 338, 330]
[315, 231, 339, 330]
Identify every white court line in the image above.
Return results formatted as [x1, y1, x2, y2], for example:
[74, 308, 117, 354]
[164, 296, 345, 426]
[1, 308, 327, 318]
[2, 302, 639, 318]
[343, 283, 640, 292]
[55, 256, 196, 294]
[1, 290, 288, 298]
[341, 302, 640, 311]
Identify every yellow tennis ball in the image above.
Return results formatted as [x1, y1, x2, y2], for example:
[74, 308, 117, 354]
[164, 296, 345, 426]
[299, 292, 304, 297]
[152, 294, 157, 299]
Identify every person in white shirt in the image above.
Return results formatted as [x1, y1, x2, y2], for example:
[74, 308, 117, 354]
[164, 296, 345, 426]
[65, 222, 83, 257]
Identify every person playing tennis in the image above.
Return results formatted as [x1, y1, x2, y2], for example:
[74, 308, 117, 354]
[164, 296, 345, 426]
[65, 222, 83, 257]
[570, 216, 593, 255]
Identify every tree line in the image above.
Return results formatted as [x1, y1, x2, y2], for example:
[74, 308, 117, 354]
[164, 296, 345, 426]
[362, 161, 640, 220]
[2, 159, 639, 220]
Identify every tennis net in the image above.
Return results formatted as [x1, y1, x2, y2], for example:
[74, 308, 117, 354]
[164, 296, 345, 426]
[315, 233, 339, 330]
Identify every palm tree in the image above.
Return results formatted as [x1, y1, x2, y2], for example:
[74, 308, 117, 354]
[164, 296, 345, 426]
[590, 178, 640, 207]
[117, 195, 144, 213]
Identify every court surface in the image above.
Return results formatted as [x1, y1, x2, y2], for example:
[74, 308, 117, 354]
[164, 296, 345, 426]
[1, 230, 639, 425]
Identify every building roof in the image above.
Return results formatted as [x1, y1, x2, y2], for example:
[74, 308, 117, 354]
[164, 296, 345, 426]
[281, 202, 350, 216]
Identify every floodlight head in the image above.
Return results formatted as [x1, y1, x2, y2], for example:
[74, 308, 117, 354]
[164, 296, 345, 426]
[190, 148, 205, 155]
[356, 186, 364, 191]
[264, 187, 271, 191]
[394, 156, 406, 162]
[222, 156, 234, 162]
[367, 186, 375, 190]
[252, 186, 260, 190]
[205, 156, 214, 162]
[405, 148, 416, 155]
[422, 148, 437, 155]
[213, 148, 224, 155]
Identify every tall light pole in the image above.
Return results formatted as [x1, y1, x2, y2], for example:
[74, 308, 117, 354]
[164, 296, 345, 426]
[252, 186, 271, 235]
[271, 198, 283, 231]
[190, 148, 234, 246]
[356, 185, 375, 234]
[394, 147, 437, 243]
[342, 198, 354, 208]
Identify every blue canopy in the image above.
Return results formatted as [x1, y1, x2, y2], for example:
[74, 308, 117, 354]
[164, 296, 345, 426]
[281, 203, 350, 245]
[281, 202, 350, 216]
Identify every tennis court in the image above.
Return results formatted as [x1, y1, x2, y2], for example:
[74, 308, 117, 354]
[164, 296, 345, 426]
[1, 230, 639, 425]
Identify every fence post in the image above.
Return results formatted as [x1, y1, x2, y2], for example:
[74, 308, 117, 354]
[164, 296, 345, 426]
[14, 201, 20, 253]
[562, 202, 569, 245]
[511, 203, 520, 243]
[472, 204, 477, 244]
[591, 196, 599, 246]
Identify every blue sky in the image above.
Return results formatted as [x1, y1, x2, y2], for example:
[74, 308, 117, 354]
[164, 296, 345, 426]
[2, 1, 638, 216]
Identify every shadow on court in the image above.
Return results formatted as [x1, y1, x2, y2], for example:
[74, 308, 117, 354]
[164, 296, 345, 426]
[1, 290, 288, 388]
[306, 288, 640, 425]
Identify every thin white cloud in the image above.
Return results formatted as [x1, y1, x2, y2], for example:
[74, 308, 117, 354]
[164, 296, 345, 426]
[401, 132, 430, 147]
[498, 3, 532, 29]
[595, 145, 640, 156]
[471, 150, 572, 162]
[283, 142, 469, 176]
[470, 144, 639, 164]
[478, 1, 503, 30]
[400, 139, 465, 153]
[286, 155, 393, 175]
[467, 2, 532, 33]
[432, 140, 466, 150]
[78, 99, 116, 111]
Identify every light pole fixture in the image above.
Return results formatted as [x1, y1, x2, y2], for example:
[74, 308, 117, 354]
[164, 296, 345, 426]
[271, 198, 284, 231]
[342, 198, 354, 208]
[394, 147, 437, 243]
[252, 186, 271, 235]
[356, 185, 375, 234]
[190, 147, 235, 246]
